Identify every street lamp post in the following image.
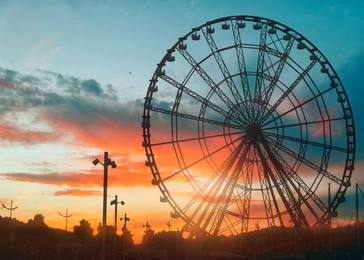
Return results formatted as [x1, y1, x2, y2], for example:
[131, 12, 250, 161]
[93, 151, 117, 260]
[110, 195, 125, 260]
[167, 220, 171, 231]
[143, 221, 154, 247]
[2, 200, 18, 218]
[58, 209, 72, 232]
[120, 213, 130, 230]
[143, 221, 151, 232]
[120, 213, 130, 260]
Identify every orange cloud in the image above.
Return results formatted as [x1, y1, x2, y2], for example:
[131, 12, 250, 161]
[0, 124, 58, 144]
[1, 165, 153, 189]
[53, 188, 101, 196]
[41, 110, 143, 156]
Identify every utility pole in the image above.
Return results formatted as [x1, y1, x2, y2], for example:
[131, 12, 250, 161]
[356, 183, 360, 257]
[120, 213, 130, 260]
[143, 221, 153, 247]
[2, 200, 18, 218]
[327, 183, 333, 252]
[110, 195, 124, 260]
[121, 213, 130, 230]
[143, 221, 151, 231]
[58, 209, 72, 232]
[356, 183, 359, 225]
[93, 151, 117, 260]
[328, 183, 331, 227]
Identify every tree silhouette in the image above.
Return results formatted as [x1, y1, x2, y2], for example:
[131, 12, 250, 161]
[73, 219, 94, 259]
[74, 219, 93, 238]
[96, 222, 115, 237]
[28, 213, 47, 226]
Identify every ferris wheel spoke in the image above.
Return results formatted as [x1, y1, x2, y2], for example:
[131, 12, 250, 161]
[254, 143, 295, 227]
[159, 74, 243, 125]
[261, 142, 311, 228]
[149, 130, 244, 147]
[211, 158, 251, 235]
[264, 135, 341, 185]
[229, 189, 246, 219]
[208, 143, 252, 235]
[230, 21, 258, 124]
[150, 106, 245, 130]
[181, 141, 245, 215]
[263, 132, 348, 153]
[262, 117, 344, 138]
[231, 20, 252, 103]
[261, 85, 334, 128]
[218, 217, 242, 235]
[269, 144, 328, 215]
[202, 27, 246, 111]
[220, 214, 240, 235]
[262, 139, 324, 222]
[266, 32, 285, 52]
[177, 46, 244, 121]
[253, 23, 268, 103]
[264, 134, 330, 196]
[186, 141, 247, 236]
[262, 116, 344, 132]
[162, 135, 245, 182]
[257, 36, 295, 122]
[172, 133, 203, 192]
[256, 150, 283, 227]
[259, 58, 319, 125]
[239, 149, 254, 232]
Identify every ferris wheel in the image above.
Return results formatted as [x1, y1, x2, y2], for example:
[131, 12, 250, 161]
[142, 16, 355, 237]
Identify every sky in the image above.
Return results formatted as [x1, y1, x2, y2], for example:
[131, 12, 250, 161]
[0, 0, 363, 244]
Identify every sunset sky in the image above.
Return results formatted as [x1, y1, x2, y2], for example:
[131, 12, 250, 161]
[0, 0, 363, 244]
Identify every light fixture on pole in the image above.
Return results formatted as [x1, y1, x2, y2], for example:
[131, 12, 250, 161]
[110, 195, 124, 260]
[2, 200, 18, 218]
[143, 221, 154, 247]
[143, 221, 151, 232]
[58, 209, 72, 232]
[93, 151, 117, 260]
[120, 213, 130, 231]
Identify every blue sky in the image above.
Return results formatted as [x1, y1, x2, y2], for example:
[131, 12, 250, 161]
[1, 0, 363, 101]
[0, 0, 363, 241]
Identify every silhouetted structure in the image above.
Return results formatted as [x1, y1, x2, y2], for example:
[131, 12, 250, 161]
[92, 151, 117, 260]
[58, 209, 72, 232]
[0, 213, 363, 259]
[2, 199, 18, 218]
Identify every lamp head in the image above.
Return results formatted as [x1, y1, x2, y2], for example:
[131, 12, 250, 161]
[92, 159, 100, 166]
[110, 161, 117, 168]
[121, 201, 125, 205]
[110, 200, 116, 205]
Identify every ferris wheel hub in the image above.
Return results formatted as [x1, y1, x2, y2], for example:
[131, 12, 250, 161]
[245, 124, 262, 141]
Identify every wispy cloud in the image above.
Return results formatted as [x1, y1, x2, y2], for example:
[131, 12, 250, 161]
[25, 34, 62, 70]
